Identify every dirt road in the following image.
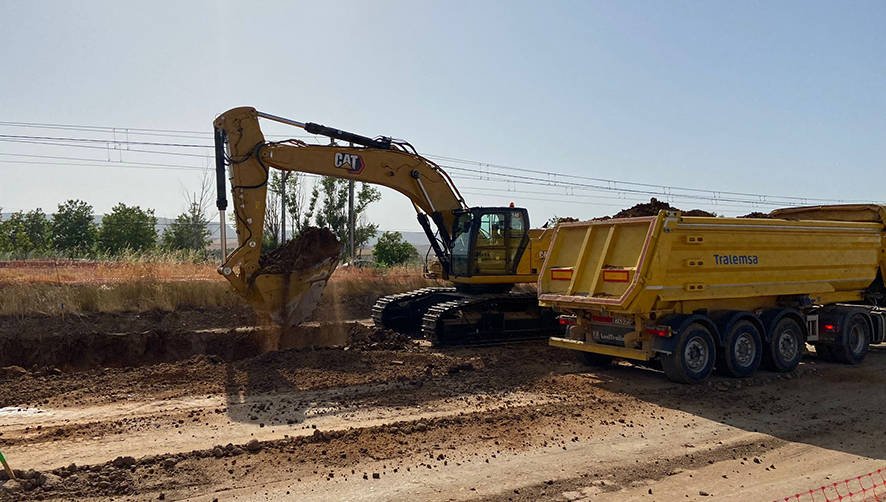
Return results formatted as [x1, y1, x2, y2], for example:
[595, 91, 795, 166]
[1, 330, 884, 501]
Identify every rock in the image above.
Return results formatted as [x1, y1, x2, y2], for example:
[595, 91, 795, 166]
[112, 456, 137, 468]
[371, 472, 380, 479]
[41, 473, 61, 490]
[562, 491, 583, 501]
[161, 458, 177, 470]
[212, 446, 226, 458]
[699, 490, 711, 496]
[17, 469, 38, 480]
[245, 440, 262, 453]
[581, 486, 603, 496]
[1, 479, 23, 492]
[0, 366, 28, 378]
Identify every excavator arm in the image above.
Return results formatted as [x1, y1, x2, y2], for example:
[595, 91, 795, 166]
[212, 106, 468, 323]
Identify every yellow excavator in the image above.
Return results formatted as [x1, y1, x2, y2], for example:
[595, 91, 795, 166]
[213, 107, 561, 345]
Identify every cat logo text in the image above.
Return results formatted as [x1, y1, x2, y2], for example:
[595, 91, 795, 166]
[333, 152, 365, 174]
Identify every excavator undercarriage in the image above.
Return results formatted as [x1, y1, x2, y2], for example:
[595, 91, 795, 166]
[371, 286, 560, 346]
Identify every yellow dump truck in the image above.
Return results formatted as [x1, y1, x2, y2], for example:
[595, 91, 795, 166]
[538, 205, 886, 383]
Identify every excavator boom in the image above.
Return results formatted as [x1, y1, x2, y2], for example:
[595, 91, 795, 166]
[213, 107, 467, 324]
[213, 106, 562, 344]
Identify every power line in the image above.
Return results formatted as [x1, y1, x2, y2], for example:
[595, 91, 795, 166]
[0, 119, 880, 208]
[0, 120, 323, 140]
[0, 134, 210, 148]
[0, 152, 208, 169]
[0, 138, 212, 158]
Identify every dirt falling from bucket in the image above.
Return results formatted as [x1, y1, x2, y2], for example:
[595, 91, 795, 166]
[257, 227, 342, 275]
[254, 227, 342, 326]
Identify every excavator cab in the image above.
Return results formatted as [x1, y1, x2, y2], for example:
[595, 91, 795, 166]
[449, 207, 530, 278]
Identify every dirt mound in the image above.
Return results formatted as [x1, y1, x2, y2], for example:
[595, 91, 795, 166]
[599, 198, 717, 219]
[257, 227, 341, 275]
[346, 324, 416, 351]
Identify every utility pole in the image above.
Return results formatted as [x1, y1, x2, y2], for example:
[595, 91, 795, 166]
[348, 142, 355, 262]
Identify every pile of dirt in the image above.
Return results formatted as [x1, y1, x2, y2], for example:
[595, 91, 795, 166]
[346, 324, 416, 351]
[257, 227, 342, 275]
[600, 198, 717, 219]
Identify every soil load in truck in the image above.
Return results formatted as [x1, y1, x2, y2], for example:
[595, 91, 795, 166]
[538, 204, 886, 383]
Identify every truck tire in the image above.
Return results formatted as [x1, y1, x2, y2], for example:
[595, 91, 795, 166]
[577, 351, 613, 367]
[718, 320, 762, 378]
[831, 313, 870, 365]
[661, 323, 716, 384]
[762, 316, 803, 373]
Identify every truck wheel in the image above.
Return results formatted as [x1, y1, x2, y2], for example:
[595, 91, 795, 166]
[831, 313, 870, 365]
[577, 351, 613, 367]
[718, 320, 762, 378]
[762, 317, 803, 372]
[661, 323, 716, 384]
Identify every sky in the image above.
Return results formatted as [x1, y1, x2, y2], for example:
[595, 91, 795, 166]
[0, 0, 884, 232]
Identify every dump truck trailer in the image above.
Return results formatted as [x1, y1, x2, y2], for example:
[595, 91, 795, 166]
[538, 205, 886, 383]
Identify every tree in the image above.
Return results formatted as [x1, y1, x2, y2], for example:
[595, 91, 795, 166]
[162, 202, 211, 253]
[51, 200, 98, 256]
[162, 176, 213, 254]
[0, 209, 51, 255]
[307, 177, 381, 251]
[373, 231, 418, 267]
[262, 191, 281, 252]
[0, 209, 8, 252]
[268, 171, 310, 240]
[98, 203, 157, 254]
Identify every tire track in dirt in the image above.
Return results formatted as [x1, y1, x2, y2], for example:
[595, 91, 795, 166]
[1, 342, 885, 500]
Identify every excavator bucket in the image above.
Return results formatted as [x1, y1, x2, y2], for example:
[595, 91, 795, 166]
[246, 227, 342, 326]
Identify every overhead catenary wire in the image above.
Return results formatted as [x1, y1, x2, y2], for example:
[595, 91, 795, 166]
[0, 119, 882, 211]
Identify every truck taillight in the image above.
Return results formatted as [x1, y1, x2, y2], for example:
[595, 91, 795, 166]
[558, 316, 577, 326]
[823, 324, 839, 333]
[644, 326, 672, 337]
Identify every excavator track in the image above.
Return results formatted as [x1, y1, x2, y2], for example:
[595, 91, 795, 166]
[420, 293, 562, 347]
[372, 287, 459, 334]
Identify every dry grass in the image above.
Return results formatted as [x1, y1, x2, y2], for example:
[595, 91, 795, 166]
[0, 281, 243, 316]
[326, 265, 435, 294]
[0, 260, 220, 284]
[0, 261, 436, 317]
